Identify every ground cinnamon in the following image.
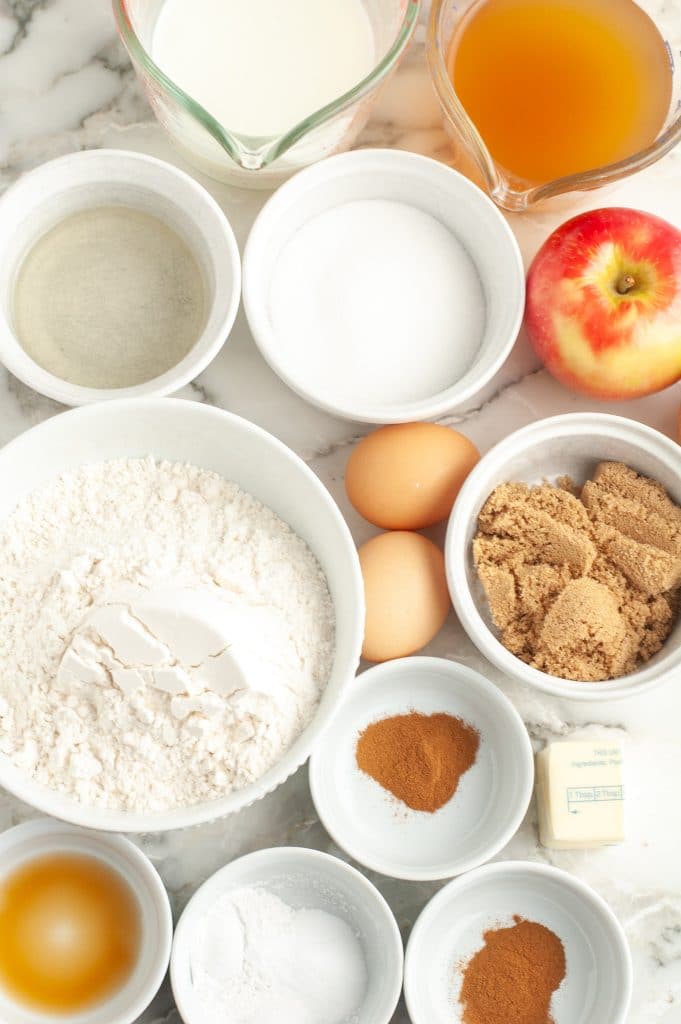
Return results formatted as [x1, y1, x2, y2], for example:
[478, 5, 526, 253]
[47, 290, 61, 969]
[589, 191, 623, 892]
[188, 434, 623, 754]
[459, 916, 566, 1024]
[355, 711, 480, 813]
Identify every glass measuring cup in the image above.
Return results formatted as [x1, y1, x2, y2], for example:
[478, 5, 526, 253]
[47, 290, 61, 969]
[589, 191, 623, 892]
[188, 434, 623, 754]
[427, 0, 681, 211]
[113, 0, 420, 188]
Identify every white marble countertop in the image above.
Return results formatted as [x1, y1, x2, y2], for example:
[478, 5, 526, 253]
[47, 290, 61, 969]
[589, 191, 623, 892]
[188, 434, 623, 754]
[1, 2, 681, 1021]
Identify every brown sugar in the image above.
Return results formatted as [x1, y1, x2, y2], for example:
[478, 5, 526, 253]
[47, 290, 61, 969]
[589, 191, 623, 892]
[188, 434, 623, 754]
[459, 916, 566, 1024]
[473, 462, 681, 681]
[355, 711, 480, 813]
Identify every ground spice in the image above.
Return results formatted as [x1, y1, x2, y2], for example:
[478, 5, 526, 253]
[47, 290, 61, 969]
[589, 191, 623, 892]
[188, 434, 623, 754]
[355, 711, 480, 813]
[459, 916, 566, 1024]
[473, 461, 681, 681]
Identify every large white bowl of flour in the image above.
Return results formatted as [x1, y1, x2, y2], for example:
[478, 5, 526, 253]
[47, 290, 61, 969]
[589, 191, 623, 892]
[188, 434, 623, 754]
[0, 399, 364, 831]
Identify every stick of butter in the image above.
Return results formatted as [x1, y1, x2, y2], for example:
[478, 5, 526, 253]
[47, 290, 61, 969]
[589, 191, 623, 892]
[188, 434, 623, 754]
[536, 740, 624, 849]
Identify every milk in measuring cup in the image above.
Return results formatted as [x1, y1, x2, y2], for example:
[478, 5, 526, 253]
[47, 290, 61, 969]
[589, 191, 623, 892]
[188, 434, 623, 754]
[152, 0, 377, 138]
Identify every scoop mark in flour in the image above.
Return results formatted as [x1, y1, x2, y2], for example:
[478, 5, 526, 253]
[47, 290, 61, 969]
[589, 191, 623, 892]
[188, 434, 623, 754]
[57, 587, 281, 706]
[90, 605, 173, 666]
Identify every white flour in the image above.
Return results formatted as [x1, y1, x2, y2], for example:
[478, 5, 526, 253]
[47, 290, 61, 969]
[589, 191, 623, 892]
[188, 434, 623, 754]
[0, 458, 334, 811]
[188, 886, 367, 1024]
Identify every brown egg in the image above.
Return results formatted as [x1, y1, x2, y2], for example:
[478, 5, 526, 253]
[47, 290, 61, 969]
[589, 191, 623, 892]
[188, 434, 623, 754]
[345, 423, 480, 530]
[359, 531, 451, 662]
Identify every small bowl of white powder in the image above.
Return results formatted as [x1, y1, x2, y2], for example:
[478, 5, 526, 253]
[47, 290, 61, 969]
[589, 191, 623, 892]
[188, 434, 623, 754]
[0, 150, 240, 405]
[170, 846, 404, 1024]
[243, 149, 525, 423]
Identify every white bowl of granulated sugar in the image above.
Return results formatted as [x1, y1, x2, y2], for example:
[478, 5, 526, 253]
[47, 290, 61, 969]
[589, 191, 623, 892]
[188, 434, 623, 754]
[243, 148, 525, 423]
[0, 398, 364, 831]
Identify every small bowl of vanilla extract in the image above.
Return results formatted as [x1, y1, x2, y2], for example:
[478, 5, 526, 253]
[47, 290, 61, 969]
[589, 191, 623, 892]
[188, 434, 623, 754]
[0, 818, 172, 1024]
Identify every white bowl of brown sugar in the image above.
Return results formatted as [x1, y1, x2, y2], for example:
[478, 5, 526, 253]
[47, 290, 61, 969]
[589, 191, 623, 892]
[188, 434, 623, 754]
[446, 413, 681, 701]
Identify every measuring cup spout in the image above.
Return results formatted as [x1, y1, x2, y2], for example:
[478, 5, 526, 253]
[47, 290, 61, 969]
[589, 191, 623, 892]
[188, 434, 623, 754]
[207, 128, 277, 173]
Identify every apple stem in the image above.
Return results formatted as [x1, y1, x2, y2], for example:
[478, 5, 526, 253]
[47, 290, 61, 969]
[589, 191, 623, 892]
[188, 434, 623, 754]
[616, 273, 637, 295]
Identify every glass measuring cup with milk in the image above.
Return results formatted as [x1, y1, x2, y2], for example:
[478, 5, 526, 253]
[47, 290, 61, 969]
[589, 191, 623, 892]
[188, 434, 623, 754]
[114, 0, 420, 187]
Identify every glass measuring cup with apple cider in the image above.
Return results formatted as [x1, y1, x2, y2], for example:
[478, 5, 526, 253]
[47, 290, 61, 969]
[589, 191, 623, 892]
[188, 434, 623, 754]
[428, 0, 680, 210]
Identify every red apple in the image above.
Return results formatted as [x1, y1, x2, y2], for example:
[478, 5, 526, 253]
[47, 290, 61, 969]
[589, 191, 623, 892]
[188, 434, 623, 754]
[525, 208, 681, 399]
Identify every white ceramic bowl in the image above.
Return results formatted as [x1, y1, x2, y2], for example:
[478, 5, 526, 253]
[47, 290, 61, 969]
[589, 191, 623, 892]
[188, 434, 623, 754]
[0, 398, 363, 830]
[0, 818, 172, 1024]
[404, 861, 632, 1024]
[0, 150, 240, 405]
[242, 149, 524, 423]
[309, 657, 533, 880]
[170, 846, 403, 1024]
[446, 412, 681, 700]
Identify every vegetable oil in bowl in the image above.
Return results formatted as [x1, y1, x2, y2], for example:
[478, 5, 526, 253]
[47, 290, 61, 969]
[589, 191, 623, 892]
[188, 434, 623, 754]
[12, 205, 206, 390]
[0, 852, 141, 1013]
[447, 0, 672, 185]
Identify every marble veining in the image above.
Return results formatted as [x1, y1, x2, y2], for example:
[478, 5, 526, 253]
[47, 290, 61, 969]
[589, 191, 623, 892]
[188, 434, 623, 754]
[1, 2, 681, 1021]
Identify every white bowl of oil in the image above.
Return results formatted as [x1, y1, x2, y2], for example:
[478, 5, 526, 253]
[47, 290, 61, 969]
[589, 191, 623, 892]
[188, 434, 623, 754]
[0, 818, 172, 1024]
[0, 150, 240, 406]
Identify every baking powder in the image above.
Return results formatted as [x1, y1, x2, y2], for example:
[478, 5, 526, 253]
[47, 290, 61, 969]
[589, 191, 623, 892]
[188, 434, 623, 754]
[188, 886, 367, 1024]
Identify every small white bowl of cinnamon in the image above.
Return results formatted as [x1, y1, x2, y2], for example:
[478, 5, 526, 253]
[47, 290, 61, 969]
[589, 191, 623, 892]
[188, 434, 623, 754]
[446, 412, 681, 701]
[309, 656, 534, 881]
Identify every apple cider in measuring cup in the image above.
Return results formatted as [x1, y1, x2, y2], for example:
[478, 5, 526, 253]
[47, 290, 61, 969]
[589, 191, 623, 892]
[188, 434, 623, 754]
[448, 0, 673, 185]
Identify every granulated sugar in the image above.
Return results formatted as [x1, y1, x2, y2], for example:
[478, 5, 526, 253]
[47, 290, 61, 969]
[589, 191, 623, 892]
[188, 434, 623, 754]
[0, 458, 334, 811]
[268, 199, 486, 410]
